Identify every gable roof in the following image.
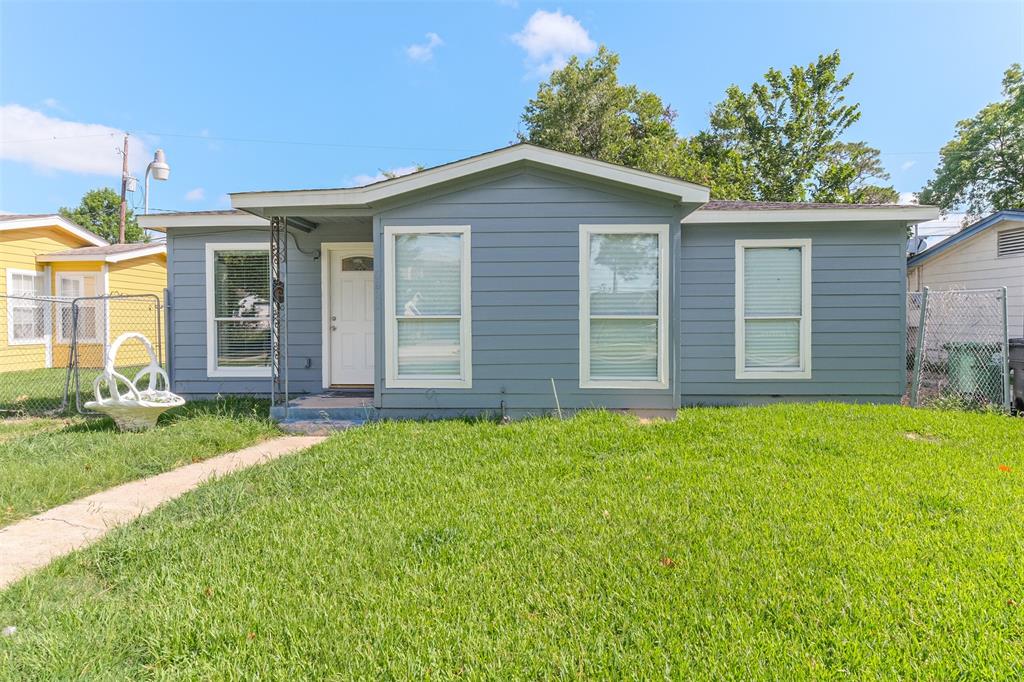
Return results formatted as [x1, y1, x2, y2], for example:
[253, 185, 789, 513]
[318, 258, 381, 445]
[0, 214, 108, 247]
[907, 210, 1024, 268]
[35, 242, 166, 263]
[230, 143, 711, 215]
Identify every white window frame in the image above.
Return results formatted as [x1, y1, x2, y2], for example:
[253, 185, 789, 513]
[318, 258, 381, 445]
[734, 238, 812, 380]
[579, 224, 670, 390]
[5, 268, 50, 346]
[205, 243, 272, 378]
[383, 225, 472, 389]
[55, 272, 104, 344]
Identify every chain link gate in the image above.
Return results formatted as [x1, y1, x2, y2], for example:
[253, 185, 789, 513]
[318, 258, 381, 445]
[908, 287, 1011, 411]
[0, 293, 164, 417]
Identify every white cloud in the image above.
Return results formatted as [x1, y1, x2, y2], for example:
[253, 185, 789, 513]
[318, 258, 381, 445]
[512, 10, 596, 74]
[900, 160, 916, 171]
[351, 165, 421, 187]
[898, 191, 919, 205]
[184, 187, 205, 202]
[406, 32, 444, 62]
[0, 105, 149, 176]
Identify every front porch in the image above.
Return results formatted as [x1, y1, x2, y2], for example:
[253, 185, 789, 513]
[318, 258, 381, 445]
[269, 389, 378, 429]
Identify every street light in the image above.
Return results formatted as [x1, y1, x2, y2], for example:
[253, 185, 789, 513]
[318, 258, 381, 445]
[144, 149, 170, 215]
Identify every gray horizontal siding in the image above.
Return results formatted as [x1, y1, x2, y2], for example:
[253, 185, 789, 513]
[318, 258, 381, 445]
[376, 169, 679, 417]
[679, 221, 908, 405]
[166, 223, 370, 398]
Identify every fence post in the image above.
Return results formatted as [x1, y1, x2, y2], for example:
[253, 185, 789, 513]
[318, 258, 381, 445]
[1002, 286, 1011, 412]
[910, 287, 929, 407]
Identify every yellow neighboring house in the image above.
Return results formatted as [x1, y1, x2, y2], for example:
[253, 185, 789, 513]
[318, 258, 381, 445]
[0, 214, 167, 372]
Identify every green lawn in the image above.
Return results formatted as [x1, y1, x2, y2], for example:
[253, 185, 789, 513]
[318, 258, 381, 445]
[2, 404, 1023, 678]
[0, 365, 144, 415]
[0, 398, 279, 526]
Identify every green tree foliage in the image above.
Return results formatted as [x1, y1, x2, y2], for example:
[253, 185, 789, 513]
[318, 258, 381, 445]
[59, 187, 146, 243]
[519, 48, 895, 204]
[812, 142, 900, 204]
[519, 47, 687, 176]
[919, 64, 1024, 217]
[704, 51, 894, 202]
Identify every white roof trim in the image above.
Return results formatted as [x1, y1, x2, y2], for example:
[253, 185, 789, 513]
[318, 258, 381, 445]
[137, 213, 270, 230]
[684, 206, 940, 224]
[0, 215, 108, 246]
[230, 144, 710, 212]
[36, 244, 166, 264]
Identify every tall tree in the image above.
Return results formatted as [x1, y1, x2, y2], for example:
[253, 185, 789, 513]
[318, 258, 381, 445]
[919, 63, 1024, 218]
[59, 188, 147, 243]
[704, 51, 889, 202]
[518, 47, 707, 180]
[812, 142, 899, 204]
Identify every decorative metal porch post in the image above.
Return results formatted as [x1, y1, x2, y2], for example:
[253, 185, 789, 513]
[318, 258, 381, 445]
[270, 216, 289, 414]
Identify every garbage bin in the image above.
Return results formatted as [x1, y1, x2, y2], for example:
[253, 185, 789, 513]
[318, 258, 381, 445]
[942, 341, 1004, 404]
[1010, 338, 1024, 412]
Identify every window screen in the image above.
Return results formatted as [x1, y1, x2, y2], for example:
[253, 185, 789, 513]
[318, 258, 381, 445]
[212, 249, 271, 369]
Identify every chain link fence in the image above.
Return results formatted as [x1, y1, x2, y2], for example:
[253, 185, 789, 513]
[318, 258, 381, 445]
[907, 287, 1011, 411]
[0, 293, 163, 417]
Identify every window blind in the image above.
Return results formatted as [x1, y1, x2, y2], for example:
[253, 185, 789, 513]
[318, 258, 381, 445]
[737, 244, 809, 375]
[582, 229, 664, 386]
[213, 249, 271, 368]
[388, 229, 469, 386]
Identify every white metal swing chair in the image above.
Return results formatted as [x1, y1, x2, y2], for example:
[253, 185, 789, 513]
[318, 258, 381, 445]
[84, 332, 185, 431]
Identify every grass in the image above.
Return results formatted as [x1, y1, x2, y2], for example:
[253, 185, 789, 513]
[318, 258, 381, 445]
[0, 398, 279, 526]
[1, 404, 1023, 678]
[0, 365, 145, 415]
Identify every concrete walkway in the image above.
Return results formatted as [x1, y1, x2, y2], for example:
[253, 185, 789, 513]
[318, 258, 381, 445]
[0, 435, 324, 590]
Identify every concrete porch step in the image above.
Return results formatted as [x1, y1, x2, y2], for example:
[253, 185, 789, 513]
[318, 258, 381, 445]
[277, 418, 366, 435]
[270, 393, 378, 422]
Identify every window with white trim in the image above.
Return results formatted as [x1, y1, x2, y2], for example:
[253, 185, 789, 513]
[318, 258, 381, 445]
[735, 239, 812, 379]
[5, 269, 48, 344]
[579, 224, 669, 389]
[205, 244, 271, 377]
[384, 226, 472, 389]
[56, 272, 103, 343]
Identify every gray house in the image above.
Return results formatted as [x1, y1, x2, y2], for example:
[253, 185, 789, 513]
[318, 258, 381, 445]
[139, 144, 937, 421]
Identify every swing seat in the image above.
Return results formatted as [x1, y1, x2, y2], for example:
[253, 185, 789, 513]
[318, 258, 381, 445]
[84, 332, 185, 431]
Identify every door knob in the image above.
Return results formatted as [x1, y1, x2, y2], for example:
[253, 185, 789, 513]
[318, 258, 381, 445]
[331, 325, 337, 331]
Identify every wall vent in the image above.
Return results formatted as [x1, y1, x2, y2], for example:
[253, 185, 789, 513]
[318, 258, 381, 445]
[997, 227, 1024, 257]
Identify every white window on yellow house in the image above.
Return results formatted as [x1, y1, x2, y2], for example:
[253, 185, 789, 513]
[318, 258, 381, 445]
[5, 269, 49, 345]
[56, 273, 104, 344]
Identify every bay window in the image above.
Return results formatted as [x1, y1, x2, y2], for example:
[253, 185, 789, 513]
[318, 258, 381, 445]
[735, 239, 812, 379]
[205, 244, 271, 377]
[579, 224, 669, 389]
[384, 226, 472, 388]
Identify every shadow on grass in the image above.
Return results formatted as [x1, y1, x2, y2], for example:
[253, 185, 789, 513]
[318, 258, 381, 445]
[49, 397, 274, 435]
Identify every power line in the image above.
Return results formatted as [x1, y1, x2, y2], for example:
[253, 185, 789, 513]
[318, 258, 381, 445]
[0, 129, 480, 154]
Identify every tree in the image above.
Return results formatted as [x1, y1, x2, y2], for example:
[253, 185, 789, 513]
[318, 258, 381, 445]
[518, 47, 696, 178]
[812, 142, 899, 204]
[59, 188, 147, 243]
[919, 63, 1024, 218]
[703, 51, 891, 202]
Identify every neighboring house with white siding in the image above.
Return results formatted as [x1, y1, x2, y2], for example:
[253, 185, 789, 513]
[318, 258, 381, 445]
[907, 210, 1024, 337]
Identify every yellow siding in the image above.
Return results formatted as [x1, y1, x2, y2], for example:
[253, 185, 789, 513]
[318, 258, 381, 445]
[1, 224, 167, 375]
[107, 254, 167, 366]
[0, 227, 88, 373]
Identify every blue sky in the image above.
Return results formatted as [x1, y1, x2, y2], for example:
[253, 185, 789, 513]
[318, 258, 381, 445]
[1, 1, 1022, 215]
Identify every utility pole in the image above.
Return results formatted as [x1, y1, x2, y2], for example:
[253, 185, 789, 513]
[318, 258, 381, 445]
[118, 133, 129, 244]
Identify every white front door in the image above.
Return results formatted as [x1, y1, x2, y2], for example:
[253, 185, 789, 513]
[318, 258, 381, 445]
[329, 250, 374, 385]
